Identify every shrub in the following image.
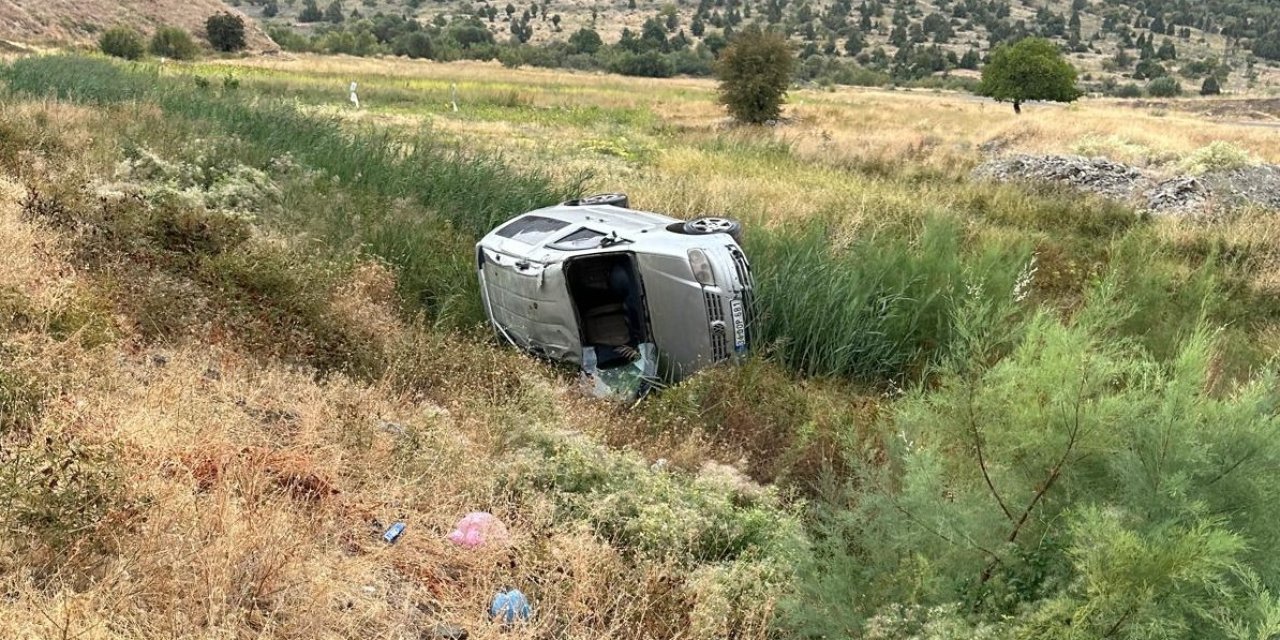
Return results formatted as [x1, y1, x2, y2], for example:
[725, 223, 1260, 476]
[609, 50, 675, 78]
[716, 26, 796, 124]
[99, 27, 145, 60]
[785, 290, 1280, 637]
[393, 31, 433, 59]
[206, 12, 248, 52]
[567, 27, 603, 55]
[513, 428, 805, 565]
[1200, 75, 1222, 96]
[150, 26, 200, 60]
[1147, 76, 1182, 97]
[1114, 82, 1143, 98]
[1178, 141, 1256, 175]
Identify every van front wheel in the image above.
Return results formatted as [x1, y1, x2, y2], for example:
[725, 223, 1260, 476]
[682, 217, 743, 243]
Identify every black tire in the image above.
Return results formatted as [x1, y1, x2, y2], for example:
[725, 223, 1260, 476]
[681, 217, 744, 243]
[565, 192, 629, 208]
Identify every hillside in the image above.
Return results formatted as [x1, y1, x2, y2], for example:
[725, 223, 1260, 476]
[0, 0, 277, 52]
[245, 0, 1280, 92]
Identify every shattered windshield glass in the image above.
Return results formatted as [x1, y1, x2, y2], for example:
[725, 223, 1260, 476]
[495, 215, 571, 245]
[548, 228, 608, 251]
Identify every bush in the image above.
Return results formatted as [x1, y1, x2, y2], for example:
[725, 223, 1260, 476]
[609, 50, 675, 78]
[1114, 82, 1143, 98]
[99, 27, 145, 60]
[785, 290, 1280, 637]
[1178, 141, 1256, 175]
[206, 12, 248, 52]
[1147, 76, 1183, 97]
[717, 26, 796, 123]
[150, 26, 200, 60]
[393, 31, 433, 59]
[1200, 75, 1222, 96]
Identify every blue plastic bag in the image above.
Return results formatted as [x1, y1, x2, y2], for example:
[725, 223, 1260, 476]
[488, 588, 531, 624]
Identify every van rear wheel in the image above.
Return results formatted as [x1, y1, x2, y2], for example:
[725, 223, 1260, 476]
[681, 217, 743, 243]
[565, 193, 629, 208]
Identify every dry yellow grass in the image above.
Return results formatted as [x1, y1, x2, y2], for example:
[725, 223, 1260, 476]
[0, 104, 780, 637]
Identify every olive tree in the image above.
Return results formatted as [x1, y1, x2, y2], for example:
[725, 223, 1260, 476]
[978, 37, 1080, 114]
[716, 26, 796, 124]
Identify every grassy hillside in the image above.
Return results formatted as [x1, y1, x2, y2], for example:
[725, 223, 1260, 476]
[5, 52, 1280, 638]
[246, 0, 1280, 91]
[0, 0, 278, 52]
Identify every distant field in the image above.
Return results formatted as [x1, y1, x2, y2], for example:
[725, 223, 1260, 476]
[210, 54, 1280, 223]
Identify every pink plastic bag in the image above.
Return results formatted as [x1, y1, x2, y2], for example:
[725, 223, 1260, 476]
[447, 512, 508, 549]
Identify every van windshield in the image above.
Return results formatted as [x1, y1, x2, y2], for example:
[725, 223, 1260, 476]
[495, 215, 570, 244]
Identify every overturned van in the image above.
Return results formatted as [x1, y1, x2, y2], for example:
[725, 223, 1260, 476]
[476, 193, 754, 398]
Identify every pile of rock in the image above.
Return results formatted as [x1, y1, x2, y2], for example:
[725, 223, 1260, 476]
[972, 155, 1153, 200]
[974, 154, 1280, 217]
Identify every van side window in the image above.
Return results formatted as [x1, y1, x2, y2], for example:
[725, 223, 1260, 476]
[495, 215, 571, 244]
[548, 228, 608, 251]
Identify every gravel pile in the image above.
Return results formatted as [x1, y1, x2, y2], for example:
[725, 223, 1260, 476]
[1146, 177, 1211, 216]
[974, 154, 1280, 217]
[1203, 165, 1280, 211]
[972, 154, 1153, 200]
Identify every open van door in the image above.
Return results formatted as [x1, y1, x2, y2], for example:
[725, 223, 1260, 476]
[478, 246, 581, 364]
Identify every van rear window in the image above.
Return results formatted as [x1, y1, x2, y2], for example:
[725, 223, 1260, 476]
[495, 215, 570, 244]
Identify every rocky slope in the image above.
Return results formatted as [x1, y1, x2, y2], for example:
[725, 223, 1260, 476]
[0, 0, 277, 52]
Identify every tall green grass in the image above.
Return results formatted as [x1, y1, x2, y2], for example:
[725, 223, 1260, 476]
[2, 55, 572, 324]
[746, 219, 1031, 382]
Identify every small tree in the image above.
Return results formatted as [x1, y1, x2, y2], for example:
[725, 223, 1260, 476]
[99, 27, 145, 60]
[324, 1, 345, 23]
[262, 1, 279, 18]
[977, 37, 1080, 114]
[1147, 76, 1182, 97]
[393, 31, 433, 59]
[150, 27, 200, 60]
[567, 27, 603, 54]
[1200, 75, 1222, 96]
[716, 26, 796, 124]
[299, 0, 323, 22]
[206, 12, 248, 52]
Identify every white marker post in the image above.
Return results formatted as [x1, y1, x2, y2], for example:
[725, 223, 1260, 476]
[451, 82, 459, 112]
[349, 81, 360, 109]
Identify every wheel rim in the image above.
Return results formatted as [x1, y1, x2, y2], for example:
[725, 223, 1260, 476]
[689, 218, 734, 233]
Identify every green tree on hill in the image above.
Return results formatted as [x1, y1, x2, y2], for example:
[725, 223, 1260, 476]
[150, 26, 200, 60]
[324, 1, 346, 23]
[977, 37, 1080, 114]
[716, 26, 796, 124]
[206, 12, 248, 52]
[1201, 75, 1222, 96]
[567, 27, 603, 54]
[299, 0, 323, 22]
[99, 27, 145, 60]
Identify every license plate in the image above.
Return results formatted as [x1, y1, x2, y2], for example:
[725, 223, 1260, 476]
[730, 299, 747, 350]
